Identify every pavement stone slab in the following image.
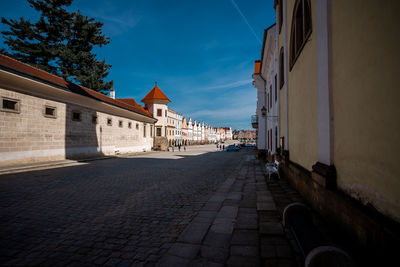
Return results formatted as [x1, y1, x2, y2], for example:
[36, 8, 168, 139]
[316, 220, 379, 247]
[189, 258, 224, 267]
[202, 201, 222, 211]
[155, 254, 190, 267]
[197, 211, 217, 219]
[200, 245, 229, 263]
[231, 230, 259, 246]
[257, 202, 277, 211]
[176, 222, 210, 244]
[236, 213, 258, 230]
[259, 222, 284, 235]
[167, 243, 200, 260]
[226, 255, 261, 267]
[210, 218, 235, 234]
[230, 245, 259, 257]
[263, 259, 297, 267]
[216, 206, 238, 219]
[203, 231, 231, 249]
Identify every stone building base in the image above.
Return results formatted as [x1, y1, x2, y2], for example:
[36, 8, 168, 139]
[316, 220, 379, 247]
[153, 137, 168, 151]
[278, 152, 400, 262]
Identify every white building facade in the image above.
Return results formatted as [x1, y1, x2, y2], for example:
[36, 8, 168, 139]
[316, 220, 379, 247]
[252, 24, 279, 159]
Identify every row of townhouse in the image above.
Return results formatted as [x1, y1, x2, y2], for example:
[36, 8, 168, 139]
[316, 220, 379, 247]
[0, 54, 232, 166]
[252, 0, 399, 260]
[142, 83, 232, 149]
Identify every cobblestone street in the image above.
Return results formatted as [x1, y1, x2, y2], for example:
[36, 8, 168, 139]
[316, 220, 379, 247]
[0, 145, 300, 266]
[0, 145, 243, 266]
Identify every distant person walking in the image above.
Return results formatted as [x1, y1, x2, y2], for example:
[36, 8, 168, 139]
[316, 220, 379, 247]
[178, 144, 181, 151]
[223, 145, 225, 150]
[184, 146, 186, 151]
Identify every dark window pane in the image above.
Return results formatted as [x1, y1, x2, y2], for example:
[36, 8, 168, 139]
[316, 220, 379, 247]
[295, 1, 304, 52]
[45, 107, 55, 116]
[3, 99, 17, 110]
[304, 0, 311, 36]
[72, 112, 81, 121]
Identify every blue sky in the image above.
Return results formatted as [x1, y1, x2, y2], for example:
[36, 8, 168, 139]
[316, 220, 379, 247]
[0, 0, 276, 130]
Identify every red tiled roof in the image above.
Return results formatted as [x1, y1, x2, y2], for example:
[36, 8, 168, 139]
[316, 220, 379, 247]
[0, 54, 154, 119]
[254, 60, 261, 74]
[116, 98, 138, 107]
[117, 98, 151, 117]
[141, 85, 171, 103]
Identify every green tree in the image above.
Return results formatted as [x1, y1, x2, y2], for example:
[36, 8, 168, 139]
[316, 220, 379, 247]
[1, 0, 113, 93]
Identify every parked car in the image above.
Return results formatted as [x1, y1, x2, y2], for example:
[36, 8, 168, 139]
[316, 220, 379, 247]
[226, 145, 240, 152]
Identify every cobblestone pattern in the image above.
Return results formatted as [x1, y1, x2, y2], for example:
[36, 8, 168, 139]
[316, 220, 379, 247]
[156, 153, 300, 267]
[0, 148, 241, 266]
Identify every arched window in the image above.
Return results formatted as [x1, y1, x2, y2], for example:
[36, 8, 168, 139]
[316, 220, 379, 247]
[279, 47, 284, 89]
[290, 0, 312, 69]
[278, 0, 283, 33]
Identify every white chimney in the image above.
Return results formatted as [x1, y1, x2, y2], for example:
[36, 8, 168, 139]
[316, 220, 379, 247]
[110, 89, 115, 99]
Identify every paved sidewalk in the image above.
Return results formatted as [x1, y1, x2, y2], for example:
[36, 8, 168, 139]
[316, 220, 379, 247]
[156, 154, 299, 267]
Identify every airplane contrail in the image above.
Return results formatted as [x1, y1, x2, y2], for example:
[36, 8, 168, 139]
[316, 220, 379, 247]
[230, 0, 262, 45]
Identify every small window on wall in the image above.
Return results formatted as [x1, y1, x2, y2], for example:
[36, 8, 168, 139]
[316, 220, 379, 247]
[143, 123, 146, 137]
[156, 127, 162, 136]
[165, 110, 167, 117]
[290, 0, 312, 69]
[128, 122, 132, 128]
[157, 109, 162, 116]
[44, 105, 56, 118]
[278, 0, 283, 33]
[119, 120, 123, 128]
[136, 123, 139, 130]
[279, 48, 285, 89]
[1, 97, 20, 113]
[92, 115, 98, 124]
[274, 75, 277, 102]
[72, 111, 81, 121]
[270, 86, 272, 108]
[107, 118, 112, 126]
[150, 125, 153, 137]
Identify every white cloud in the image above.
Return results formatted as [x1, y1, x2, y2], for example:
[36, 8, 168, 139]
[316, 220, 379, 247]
[202, 79, 252, 91]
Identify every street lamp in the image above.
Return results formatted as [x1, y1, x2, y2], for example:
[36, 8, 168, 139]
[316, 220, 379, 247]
[261, 106, 266, 117]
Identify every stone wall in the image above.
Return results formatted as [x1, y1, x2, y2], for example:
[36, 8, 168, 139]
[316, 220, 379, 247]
[0, 88, 154, 166]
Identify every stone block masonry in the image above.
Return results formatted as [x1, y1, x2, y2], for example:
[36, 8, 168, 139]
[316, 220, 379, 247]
[0, 88, 154, 166]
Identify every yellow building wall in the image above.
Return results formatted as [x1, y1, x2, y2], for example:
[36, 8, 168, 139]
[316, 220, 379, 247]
[286, 0, 318, 171]
[331, 0, 400, 222]
[279, 89, 285, 142]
